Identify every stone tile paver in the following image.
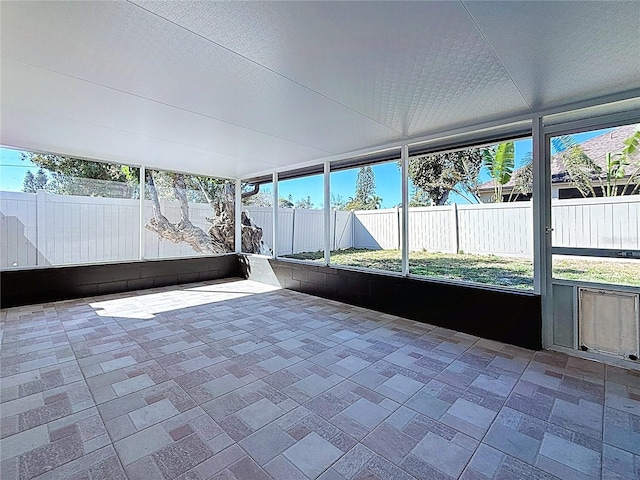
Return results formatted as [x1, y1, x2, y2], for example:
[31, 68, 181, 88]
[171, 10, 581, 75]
[1, 278, 638, 479]
[239, 422, 296, 465]
[283, 432, 343, 478]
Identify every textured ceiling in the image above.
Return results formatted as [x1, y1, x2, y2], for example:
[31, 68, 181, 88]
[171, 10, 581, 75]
[1, 1, 639, 178]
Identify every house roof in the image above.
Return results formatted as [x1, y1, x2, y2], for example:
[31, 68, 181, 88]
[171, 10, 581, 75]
[478, 124, 639, 191]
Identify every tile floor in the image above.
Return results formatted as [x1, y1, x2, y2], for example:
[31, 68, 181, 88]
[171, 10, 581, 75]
[1, 278, 639, 480]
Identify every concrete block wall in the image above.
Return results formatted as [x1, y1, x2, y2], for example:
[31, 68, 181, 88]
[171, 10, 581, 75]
[1, 253, 542, 351]
[240, 255, 542, 350]
[1, 255, 239, 307]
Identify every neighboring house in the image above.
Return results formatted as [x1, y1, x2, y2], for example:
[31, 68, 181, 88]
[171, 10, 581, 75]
[478, 124, 639, 202]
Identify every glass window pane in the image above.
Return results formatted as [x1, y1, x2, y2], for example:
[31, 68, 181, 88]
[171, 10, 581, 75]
[0, 148, 140, 267]
[550, 123, 640, 287]
[408, 138, 534, 289]
[241, 181, 273, 254]
[276, 173, 324, 261]
[329, 160, 402, 272]
[144, 169, 235, 258]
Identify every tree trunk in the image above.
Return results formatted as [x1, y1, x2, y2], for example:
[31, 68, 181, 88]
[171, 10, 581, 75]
[145, 172, 269, 255]
[241, 211, 270, 254]
[145, 173, 226, 253]
[206, 183, 271, 254]
[206, 182, 235, 252]
[437, 190, 450, 206]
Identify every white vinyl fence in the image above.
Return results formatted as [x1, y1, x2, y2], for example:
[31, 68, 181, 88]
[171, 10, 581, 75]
[242, 207, 352, 256]
[354, 208, 401, 250]
[246, 196, 639, 258]
[551, 195, 640, 249]
[246, 204, 533, 256]
[2, 190, 639, 268]
[0, 190, 221, 268]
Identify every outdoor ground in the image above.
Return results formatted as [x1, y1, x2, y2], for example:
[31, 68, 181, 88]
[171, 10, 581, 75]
[285, 248, 640, 289]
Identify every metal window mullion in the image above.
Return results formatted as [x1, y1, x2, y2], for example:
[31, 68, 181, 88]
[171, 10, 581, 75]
[532, 116, 553, 348]
[235, 179, 242, 253]
[401, 144, 409, 276]
[324, 162, 330, 266]
[542, 109, 640, 137]
[139, 165, 145, 260]
[272, 172, 278, 258]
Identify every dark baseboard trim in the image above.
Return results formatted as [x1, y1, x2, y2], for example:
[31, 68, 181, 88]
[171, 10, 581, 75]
[1, 255, 239, 308]
[239, 255, 542, 350]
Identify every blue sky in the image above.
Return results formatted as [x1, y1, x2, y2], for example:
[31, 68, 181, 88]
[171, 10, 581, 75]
[0, 129, 609, 205]
[0, 148, 34, 192]
[277, 139, 538, 208]
[251, 129, 611, 207]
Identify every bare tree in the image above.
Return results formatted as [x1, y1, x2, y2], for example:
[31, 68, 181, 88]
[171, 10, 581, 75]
[21, 151, 269, 255]
[145, 172, 269, 254]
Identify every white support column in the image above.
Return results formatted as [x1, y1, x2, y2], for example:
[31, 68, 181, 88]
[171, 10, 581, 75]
[139, 165, 145, 260]
[532, 116, 553, 348]
[324, 162, 331, 266]
[401, 144, 409, 276]
[235, 179, 242, 253]
[272, 172, 278, 258]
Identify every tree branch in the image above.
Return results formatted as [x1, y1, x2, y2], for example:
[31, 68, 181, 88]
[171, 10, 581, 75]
[195, 177, 214, 207]
[144, 172, 268, 255]
[146, 170, 167, 222]
[145, 172, 226, 254]
[171, 174, 191, 225]
[452, 187, 479, 204]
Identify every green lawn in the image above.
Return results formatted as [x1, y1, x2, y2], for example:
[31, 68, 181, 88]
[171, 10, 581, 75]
[284, 248, 640, 289]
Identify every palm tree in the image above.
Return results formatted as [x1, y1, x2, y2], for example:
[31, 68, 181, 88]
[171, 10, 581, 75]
[508, 152, 533, 202]
[486, 127, 639, 202]
[483, 142, 515, 202]
[618, 128, 640, 196]
[551, 135, 600, 198]
[552, 128, 639, 198]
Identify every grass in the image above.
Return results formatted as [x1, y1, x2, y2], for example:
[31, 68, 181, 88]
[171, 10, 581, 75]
[284, 248, 640, 289]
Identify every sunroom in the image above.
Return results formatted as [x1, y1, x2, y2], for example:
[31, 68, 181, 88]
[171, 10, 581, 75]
[1, 2, 639, 479]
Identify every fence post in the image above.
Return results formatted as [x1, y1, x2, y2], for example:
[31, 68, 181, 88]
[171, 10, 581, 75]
[395, 205, 401, 250]
[451, 203, 459, 254]
[351, 210, 355, 248]
[333, 209, 337, 250]
[291, 208, 296, 255]
[36, 189, 47, 265]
